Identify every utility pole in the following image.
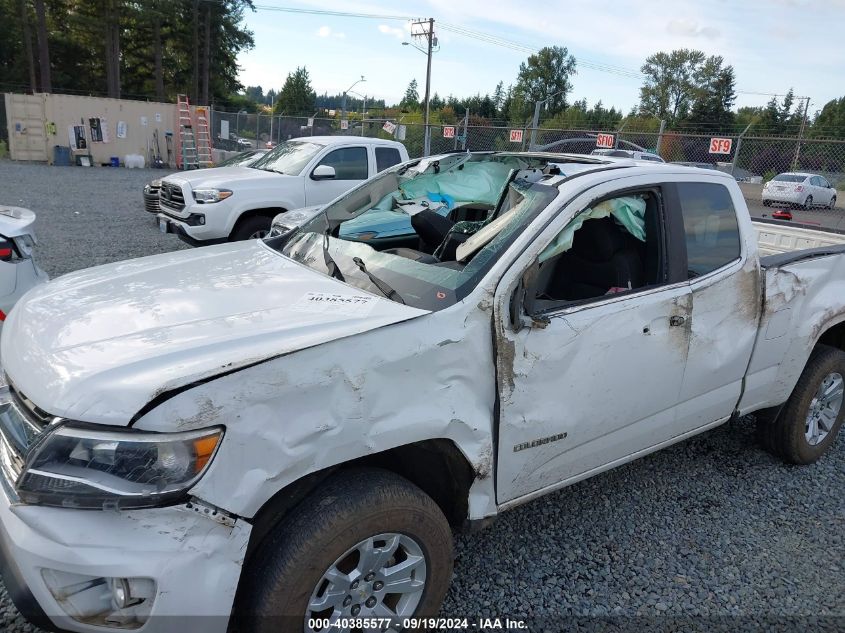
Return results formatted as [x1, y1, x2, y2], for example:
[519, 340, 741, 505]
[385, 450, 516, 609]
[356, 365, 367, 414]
[412, 18, 435, 156]
[655, 119, 666, 156]
[341, 76, 365, 124]
[613, 119, 628, 149]
[730, 123, 753, 176]
[529, 90, 564, 151]
[269, 94, 274, 146]
[791, 97, 811, 171]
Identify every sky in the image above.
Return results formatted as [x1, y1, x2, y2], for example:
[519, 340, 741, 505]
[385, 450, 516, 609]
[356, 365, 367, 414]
[236, 0, 845, 120]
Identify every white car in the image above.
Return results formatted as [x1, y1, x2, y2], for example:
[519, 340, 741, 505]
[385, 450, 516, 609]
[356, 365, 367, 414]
[157, 136, 409, 244]
[762, 172, 837, 209]
[0, 206, 48, 329]
[4, 155, 845, 631]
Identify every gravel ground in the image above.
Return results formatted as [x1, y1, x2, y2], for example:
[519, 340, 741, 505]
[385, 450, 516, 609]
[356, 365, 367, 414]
[2, 161, 189, 278]
[1, 160, 844, 631]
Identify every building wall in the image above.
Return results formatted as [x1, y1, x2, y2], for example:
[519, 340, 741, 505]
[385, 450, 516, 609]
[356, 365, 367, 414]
[5, 92, 197, 166]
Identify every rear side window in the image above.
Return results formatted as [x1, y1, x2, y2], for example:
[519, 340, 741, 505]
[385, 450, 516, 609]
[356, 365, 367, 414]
[677, 182, 741, 278]
[318, 147, 368, 180]
[375, 147, 402, 172]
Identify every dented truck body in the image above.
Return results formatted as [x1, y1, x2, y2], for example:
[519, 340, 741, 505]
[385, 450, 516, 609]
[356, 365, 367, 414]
[1, 155, 845, 632]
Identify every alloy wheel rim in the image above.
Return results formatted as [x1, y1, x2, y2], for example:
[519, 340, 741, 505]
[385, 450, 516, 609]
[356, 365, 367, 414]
[305, 532, 427, 632]
[805, 372, 844, 446]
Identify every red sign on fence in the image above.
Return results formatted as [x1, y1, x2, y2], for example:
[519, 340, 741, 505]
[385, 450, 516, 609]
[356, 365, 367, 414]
[509, 129, 524, 143]
[709, 137, 733, 154]
[595, 133, 615, 149]
[443, 126, 455, 138]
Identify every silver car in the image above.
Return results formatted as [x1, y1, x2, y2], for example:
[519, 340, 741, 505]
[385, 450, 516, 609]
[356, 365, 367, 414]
[591, 148, 664, 162]
[0, 206, 48, 330]
[763, 172, 837, 209]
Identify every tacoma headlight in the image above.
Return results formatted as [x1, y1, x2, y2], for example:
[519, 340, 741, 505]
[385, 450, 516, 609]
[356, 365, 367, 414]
[193, 188, 233, 204]
[17, 425, 223, 509]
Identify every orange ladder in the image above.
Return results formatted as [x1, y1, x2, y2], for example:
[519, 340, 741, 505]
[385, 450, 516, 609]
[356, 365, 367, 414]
[195, 107, 213, 168]
[176, 94, 198, 170]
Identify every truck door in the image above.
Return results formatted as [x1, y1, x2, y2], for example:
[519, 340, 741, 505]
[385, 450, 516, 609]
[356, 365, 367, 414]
[670, 181, 760, 432]
[494, 180, 693, 504]
[304, 146, 370, 206]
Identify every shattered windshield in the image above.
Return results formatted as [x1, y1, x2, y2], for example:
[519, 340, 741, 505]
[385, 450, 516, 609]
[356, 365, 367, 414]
[251, 140, 323, 175]
[269, 155, 560, 311]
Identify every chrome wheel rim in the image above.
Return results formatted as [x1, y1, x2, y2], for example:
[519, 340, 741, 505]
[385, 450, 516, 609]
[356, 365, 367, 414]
[805, 372, 844, 446]
[305, 533, 427, 632]
[805, 196, 813, 209]
[250, 229, 270, 239]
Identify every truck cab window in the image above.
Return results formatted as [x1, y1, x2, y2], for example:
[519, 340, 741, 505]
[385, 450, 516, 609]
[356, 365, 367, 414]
[317, 147, 368, 180]
[531, 191, 665, 309]
[375, 147, 402, 172]
[677, 182, 740, 278]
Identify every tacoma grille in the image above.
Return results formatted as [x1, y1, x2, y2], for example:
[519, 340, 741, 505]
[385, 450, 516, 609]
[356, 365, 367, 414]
[159, 181, 186, 211]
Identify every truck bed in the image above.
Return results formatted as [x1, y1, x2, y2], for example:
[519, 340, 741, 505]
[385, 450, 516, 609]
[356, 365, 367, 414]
[754, 218, 845, 261]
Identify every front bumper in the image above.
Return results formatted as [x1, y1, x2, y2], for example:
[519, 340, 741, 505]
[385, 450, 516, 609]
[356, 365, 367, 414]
[0, 478, 251, 632]
[156, 214, 228, 247]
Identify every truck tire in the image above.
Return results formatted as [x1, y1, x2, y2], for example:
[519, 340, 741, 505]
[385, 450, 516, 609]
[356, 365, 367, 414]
[231, 215, 272, 241]
[236, 468, 454, 633]
[760, 344, 845, 464]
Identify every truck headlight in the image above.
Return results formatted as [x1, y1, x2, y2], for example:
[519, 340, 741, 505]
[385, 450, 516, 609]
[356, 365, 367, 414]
[17, 425, 223, 509]
[193, 188, 233, 204]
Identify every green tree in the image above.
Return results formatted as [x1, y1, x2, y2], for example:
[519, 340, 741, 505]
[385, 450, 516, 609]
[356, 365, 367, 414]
[400, 79, 419, 109]
[686, 56, 736, 131]
[638, 49, 706, 122]
[758, 89, 803, 135]
[492, 81, 505, 116]
[244, 85, 264, 104]
[512, 45, 577, 120]
[274, 66, 316, 115]
[812, 97, 845, 139]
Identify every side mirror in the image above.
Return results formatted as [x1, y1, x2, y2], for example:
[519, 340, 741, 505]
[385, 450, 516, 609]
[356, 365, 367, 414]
[311, 164, 336, 180]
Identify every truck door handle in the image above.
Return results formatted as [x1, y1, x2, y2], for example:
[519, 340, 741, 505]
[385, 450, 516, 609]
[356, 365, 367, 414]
[669, 315, 686, 327]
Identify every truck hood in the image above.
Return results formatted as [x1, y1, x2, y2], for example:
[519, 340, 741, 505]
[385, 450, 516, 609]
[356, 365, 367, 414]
[163, 166, 293, 189]
[1, 242, 427, 425]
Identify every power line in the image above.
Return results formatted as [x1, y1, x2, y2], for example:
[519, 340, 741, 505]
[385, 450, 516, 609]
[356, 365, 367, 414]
[213, 2, 815, 105]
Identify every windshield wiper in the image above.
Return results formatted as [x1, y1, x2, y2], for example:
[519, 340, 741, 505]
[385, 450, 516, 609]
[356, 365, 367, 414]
[352, 257, 405, 304]
[322, 224, 345, 282]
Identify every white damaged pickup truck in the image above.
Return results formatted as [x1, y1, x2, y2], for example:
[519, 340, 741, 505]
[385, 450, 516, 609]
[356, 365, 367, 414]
[1, 153, 844, 632]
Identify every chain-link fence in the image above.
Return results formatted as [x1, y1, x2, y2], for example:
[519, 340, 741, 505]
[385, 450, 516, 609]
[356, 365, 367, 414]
[208, 109, 845, 217]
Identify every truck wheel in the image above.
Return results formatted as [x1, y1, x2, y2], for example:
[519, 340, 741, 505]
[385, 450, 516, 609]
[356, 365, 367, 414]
[231, 215, 272, 241]
[761, 345, 845, 464]
[237, 469, 453, 633]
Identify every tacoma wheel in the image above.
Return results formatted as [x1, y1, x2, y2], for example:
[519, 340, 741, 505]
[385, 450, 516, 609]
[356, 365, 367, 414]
[231, 215, 272, 241]
[759, 344, 845, 464]
[236, 469, 453, 633]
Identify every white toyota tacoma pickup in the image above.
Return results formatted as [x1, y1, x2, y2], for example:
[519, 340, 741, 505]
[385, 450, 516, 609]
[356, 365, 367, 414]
[156, 136, 408, 244]
[1, 153, 845, 632]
